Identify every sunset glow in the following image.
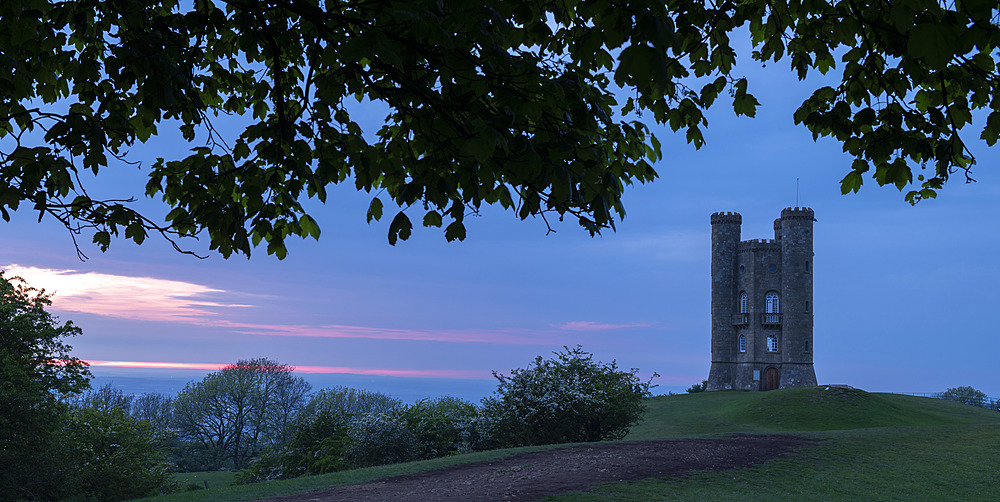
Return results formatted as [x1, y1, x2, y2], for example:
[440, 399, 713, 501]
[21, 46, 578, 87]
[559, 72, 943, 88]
[552, 321, 654, 331]
[0, 265, 653, 346]
[223, 321, 562, 345]
[84, 360, 491, 380]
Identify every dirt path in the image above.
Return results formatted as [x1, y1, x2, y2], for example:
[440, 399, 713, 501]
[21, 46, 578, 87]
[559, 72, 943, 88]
[258, 434, 818, 502]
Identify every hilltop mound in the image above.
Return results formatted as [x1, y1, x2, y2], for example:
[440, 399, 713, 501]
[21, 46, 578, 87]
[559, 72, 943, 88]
[628, 386, 1000, 439]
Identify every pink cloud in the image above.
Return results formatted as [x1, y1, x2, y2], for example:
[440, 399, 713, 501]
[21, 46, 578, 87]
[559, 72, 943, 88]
[1, 265, 653, 346]
[552, 321, 654, 331]
[84, 360, 491, 380]
[217, 321, 557, 345]
[2, 264, 248, 322]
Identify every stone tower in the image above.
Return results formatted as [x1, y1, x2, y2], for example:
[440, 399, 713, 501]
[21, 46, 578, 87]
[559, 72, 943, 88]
[707, 207, 817, 391]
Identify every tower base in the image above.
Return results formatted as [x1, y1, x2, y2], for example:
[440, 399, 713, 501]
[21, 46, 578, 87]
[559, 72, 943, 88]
[707, 362, 817, 391]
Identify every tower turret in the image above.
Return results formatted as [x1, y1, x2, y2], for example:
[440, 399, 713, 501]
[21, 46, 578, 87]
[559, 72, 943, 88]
[778, 207, 817, 386]
[707, 212, 741, 390]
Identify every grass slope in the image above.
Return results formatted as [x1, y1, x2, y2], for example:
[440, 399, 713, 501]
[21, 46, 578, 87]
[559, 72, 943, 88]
[143, 387, 1000, 501]
[627, 386, 999, 439]
[147, 446, 560, 502]
[570, 387, 1000, 501]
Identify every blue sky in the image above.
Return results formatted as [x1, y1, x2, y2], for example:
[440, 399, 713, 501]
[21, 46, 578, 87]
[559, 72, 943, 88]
[2, 48, 998, 404]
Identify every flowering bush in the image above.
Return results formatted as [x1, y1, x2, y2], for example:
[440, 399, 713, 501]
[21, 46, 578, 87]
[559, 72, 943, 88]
[344, 412, 418, 467]
[236, 409, 352, 482]
[482, 346, 656, 447]
[396, 396, 482, 459]
[57, 406, 174, 500]
[237, 386, 402, 481]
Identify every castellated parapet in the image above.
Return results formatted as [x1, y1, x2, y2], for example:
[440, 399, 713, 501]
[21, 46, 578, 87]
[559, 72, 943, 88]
[707, 208, 817, 391]
[710, 211, 743, 224]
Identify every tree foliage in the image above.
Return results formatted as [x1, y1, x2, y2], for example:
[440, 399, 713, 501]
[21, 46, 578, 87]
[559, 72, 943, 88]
[3, 0, 996, 258]
[395, 396, 481, 459]
[482, 346, 655, 447]
[236, 408, 353, 482]
[300, 385, 402, 418]
[686, 379, 709, 393]
[56, 406, 174, 501]
[71, 383, 175, 431]
[172, 358, 311, 469]
[938, 386, 989, 407]
[343, 411, 419, 468]
[0, 273, 91, 500]
[237, 386, 403, 482]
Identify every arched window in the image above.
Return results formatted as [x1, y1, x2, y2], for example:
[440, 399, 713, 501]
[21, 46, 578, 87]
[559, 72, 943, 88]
[765, 292, 780, 313]
[739, 334, 747, 353]
[767, 335, 778, 352]
[739, 293, 748, 314]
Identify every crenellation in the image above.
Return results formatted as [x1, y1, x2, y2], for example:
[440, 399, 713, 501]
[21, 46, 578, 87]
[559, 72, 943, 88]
[710, 211, 743, 224]
[780, 207, 816, 221]
[737, 239, 781, 253]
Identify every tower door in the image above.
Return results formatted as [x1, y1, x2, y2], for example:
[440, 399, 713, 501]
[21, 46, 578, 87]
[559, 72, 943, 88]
[763, 367, 780, 391]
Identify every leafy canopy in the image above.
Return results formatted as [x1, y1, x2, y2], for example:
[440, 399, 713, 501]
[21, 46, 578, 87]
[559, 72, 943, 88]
[2, 0, 997, 258]
[0, 273, 91, 499]
[938, 386, 990, 407]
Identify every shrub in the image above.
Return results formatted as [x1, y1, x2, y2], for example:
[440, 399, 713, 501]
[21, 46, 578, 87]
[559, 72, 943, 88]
[237, 386, 405, 483]
[57, 406, 174, 500]
[396, 396, 481, 459]
[686, 380, 708, 393]
[237, 409, 352, 483]
[344, 412, 418, 467]
[938, 386, 989, 407]
[482, 346, 656, 447]
[302, 386, 401, 417]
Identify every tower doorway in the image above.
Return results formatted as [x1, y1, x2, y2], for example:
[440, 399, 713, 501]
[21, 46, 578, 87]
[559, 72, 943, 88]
[763, 367, 780, 391]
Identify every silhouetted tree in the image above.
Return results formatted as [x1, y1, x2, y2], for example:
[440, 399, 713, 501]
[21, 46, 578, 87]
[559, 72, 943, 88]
[173, 358, 310, 469]
[4, 1, 997, 257]
[0, 272, 90, 500]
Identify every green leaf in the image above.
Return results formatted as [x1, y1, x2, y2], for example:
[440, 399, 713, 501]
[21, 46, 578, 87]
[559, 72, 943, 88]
[92, 231, 111, 250]
[980, 112, 1000, 146]
[124, 223, 146, 245]
[367, 197, 383, 223]
[267, 238, 288, 260]
[299, 214, 321, 240]
[732, 79, 759, 118]
[422, 210, 442, 228]
[907, 23, 959, 69]
[465, 132, 496, 163]
[387, 211, 412, 245]
[444, 221, 466, 242]
[233, 141, 250, 160]
[840, 171, 863, 194]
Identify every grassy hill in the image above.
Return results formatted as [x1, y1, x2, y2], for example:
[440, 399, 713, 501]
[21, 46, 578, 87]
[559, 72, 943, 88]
[579, 387, 1000, 501]
[144, 387, 1000, 501]
[627, 386, 1000, 439]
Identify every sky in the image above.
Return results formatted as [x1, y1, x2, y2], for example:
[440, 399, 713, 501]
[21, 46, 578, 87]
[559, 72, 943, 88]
[3, 39, 999, 404]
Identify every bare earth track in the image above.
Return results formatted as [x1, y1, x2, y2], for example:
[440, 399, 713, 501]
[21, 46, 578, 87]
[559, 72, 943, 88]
[259, 434, 818, 502]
